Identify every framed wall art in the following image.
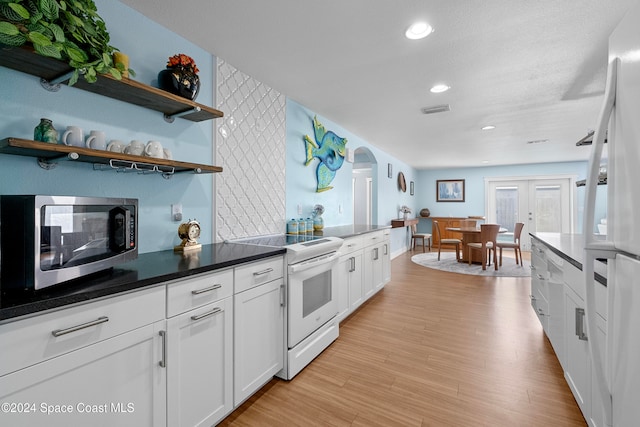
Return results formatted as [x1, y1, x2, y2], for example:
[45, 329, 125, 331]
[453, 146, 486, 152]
[436, 179, 465, 202]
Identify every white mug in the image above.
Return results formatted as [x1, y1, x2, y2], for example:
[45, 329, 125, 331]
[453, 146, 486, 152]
[86, 130, 107, 150]
[144, 140, 164, 158]
[106, 139, 125, 153]
[163, 148, 173, 160]
[62, 126, 84, 147]
[124, 140, 145, 156]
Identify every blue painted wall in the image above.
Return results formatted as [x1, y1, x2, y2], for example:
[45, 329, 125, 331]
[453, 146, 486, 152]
[286, 100, 418, 253]
[0, 0, 215, 253]
[415, 162, 607, 234]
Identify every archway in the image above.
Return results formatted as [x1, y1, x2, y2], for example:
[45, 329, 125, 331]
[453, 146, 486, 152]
[352, 147, 378, 225]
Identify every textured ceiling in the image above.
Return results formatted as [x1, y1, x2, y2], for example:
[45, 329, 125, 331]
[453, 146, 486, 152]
[122, 0, 636, 169]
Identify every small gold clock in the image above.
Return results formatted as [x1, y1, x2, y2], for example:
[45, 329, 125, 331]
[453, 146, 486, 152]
[174, 219, 202, 252]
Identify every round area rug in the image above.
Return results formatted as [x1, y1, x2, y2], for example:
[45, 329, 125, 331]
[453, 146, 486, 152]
[411, 251, 530, 278]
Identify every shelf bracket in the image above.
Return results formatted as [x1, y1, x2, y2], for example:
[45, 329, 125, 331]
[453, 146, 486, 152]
[164, 106, 201, 123]
[40, 70, 75, 92]
[37, 152, 79, 170]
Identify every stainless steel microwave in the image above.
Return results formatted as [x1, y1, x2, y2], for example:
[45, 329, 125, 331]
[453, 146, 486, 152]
[1, 195, 138, 291]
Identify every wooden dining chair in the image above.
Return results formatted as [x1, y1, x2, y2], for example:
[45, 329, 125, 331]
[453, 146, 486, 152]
[467, 224, 500, 270]
[410, 224, 431, 252]
[496, 222, 524, 266]
[433, 220, 461, 261]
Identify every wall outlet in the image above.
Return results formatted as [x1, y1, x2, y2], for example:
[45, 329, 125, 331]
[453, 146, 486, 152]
[172, 204, 183, 222]
[297, 204, 302, 215]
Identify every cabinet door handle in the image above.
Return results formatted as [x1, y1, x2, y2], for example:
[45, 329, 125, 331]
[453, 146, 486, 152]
[280, 284, 286, 307]
[190, 307, 223, 321]
[253, 268, 274, 276]
[191, 283, 222, 295]
[384, 244, 388, 255]
[51, 316, 109, 337]
[349, 256, 356, 272]
[373, 248, 379, 260]
[159, 330, 167, 368]
[575, 308, 588, 341]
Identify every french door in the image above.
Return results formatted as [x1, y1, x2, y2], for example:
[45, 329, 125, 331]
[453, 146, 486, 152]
[486, 177, 574, 250]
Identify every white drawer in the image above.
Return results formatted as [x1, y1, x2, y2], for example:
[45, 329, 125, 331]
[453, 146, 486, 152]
[0, 285, 165, 377]
[166, 269, 234, 317]
[338, 236, 363, 255]
[362, 230, 384, 247]
[382, 228, 391, 239]
[234, 256, 284, 294]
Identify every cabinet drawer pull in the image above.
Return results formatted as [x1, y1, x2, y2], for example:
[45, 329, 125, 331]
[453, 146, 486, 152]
[159, 330, 166, 368]
[253, 268, 274, 276]
[51, 316, 109, 337]
[575, 308, 588, 341]
[191, 307, 223, 321]
[191, 284, 222, 295]
[536, 274, 546, 280]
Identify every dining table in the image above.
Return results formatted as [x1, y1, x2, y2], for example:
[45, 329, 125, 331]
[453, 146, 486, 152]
[446, 226, 507, 264]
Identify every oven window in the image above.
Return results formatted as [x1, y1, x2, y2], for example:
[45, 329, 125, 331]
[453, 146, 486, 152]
[302, 270, 332, 317]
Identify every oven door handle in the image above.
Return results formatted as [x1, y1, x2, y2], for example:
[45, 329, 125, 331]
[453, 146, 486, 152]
[289, 253, 338, 273]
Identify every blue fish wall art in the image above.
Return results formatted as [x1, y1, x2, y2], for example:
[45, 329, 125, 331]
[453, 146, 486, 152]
[303, 116, 348, 192]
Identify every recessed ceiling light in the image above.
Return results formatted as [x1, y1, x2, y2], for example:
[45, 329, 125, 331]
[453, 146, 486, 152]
[481, 125, 496, 131]
[430, 84, 450, 93]
[405, 22, 433, 40]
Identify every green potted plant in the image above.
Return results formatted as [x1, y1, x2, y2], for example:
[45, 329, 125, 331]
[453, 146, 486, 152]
[0, 0, 134, 85]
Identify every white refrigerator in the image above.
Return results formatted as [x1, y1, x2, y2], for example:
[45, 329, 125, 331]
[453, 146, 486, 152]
[583, 1, 640, 426]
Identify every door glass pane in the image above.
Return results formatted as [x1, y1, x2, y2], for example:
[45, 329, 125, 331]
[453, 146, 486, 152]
[302, 270, 331, 317]
[535, 185, 562, 232]
[495, 186, 518, 233]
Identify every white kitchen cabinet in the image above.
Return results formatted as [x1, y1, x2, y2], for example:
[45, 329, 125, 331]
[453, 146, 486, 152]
[166, 297, 233, 427]
[337, 251, 363, 322]
[363, 231, 385, 299]
[233, 257, 284, 406]
[0, 320, 167, 427]
[381, 229, 391, 286]
[564, 284, 591, 417]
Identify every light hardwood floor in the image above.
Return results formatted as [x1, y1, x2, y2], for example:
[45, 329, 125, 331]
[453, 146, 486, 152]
[220, 250, 586, 426]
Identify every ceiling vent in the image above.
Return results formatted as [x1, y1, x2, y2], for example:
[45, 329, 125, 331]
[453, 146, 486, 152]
[421, 104, 450, 115]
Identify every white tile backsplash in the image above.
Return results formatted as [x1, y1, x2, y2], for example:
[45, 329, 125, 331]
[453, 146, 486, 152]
[215, 59, 286, 241]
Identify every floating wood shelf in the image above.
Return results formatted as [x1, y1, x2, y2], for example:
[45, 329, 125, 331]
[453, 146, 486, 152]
[0, 138, 223, 177]
[0, 46, 223, 122]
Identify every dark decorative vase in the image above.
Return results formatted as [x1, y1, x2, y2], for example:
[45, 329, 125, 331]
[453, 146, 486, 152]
[34, 118, 58, 144]
[158, 67, 200, 101]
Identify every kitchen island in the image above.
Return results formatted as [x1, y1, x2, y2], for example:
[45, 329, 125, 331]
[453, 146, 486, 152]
[529, 232, 607, 426]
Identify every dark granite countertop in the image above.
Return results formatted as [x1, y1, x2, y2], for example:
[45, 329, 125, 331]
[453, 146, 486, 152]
[530, 232, 607, 285]
[0, 242, 285, 323]
[319, 224, 391, 239]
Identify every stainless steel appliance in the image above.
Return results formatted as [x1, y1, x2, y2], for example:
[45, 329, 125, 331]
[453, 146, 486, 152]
[235, 234, 343, 379]
[1, 195, 137, 291]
